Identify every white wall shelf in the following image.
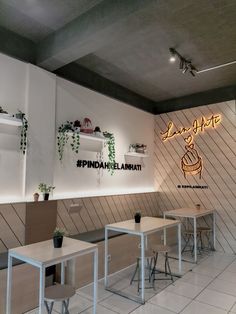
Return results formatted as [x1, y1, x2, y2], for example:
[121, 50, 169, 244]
[80, 132, 106, 152]
[125, 152, 149, 158]
[0, 114, 22, 127]
[59, 131, 106, 152]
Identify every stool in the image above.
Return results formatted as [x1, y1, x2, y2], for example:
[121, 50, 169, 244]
[130, 249, 154, 292]
[44, 284, 75, 314]
[182, 229, 201, 255]
[151, 244, 173, 285]
[197, 226, 212, 250]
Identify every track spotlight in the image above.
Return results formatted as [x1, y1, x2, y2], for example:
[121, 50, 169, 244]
[179, 58, 184, 70]
[169, 48, 198, 77]
[169, 48, 176, 63]
[182, 64, 188, 74]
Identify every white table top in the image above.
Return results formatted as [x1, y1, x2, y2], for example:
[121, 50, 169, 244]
[106, 216, 180, 235]
[9, 237, 97, 267]
[164, 207, 215, 218]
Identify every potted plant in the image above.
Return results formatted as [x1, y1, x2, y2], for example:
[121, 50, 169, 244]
[38, 183, 55, 201]
[53, 227, 66, 248]
[0, 106, 9, 115]
[134, 211, 141, 223]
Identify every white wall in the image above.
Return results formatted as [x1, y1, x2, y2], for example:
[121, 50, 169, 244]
[0, 53, 155, 202]
[54, 77, 154, 198]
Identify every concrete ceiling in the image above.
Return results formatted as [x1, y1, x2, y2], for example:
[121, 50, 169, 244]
[0, 0, 235, 113]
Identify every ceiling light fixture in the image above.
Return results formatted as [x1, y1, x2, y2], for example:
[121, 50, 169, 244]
[169, 48, 176, 63]
[169, 48, 198, 77]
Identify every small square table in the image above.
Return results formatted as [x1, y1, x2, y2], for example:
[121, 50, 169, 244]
[105, 216, 181, 304]
[6, 237, 98, 314]
[164, 208, 216, 263]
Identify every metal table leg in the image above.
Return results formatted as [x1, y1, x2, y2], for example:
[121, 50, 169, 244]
[213, 212, 216, 250]
[39, 266, 46, 314]
[141, 233, 145, 304]
[193, 217, 197, 263]
[6, 253, 13, 314]
[93, 248, 98, 314]
[178, 223, 182, 273]
[104, 227, 108, 288]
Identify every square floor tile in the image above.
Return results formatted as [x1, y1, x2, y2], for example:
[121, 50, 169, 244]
[181, 300, 228, 314]
[179, 270, 213, 287]
[53, 293, 93, 314]
[79, 304, 118, 314]
[25, 309, 57, 314]
[131, 302, 176, 314]
[225, 261, 236, 273]
[199, 257, 233, 270]
[229, 302, 236, 313]
[218, 271, 236, 284]
[99, 293, 139, 314]
[196, 288, 235, 311]
[208, 278, 236, 297]
[165, 280, 204, 299]
[192, 264, 222, 278]
[77, 282, 112, 302]
[149, 290, 191, 312]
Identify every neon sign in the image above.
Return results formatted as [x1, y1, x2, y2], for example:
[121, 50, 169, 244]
[160, 114, 221, 142]
[160, 114, 221, 179]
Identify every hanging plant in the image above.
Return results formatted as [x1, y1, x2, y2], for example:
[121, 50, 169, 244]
[57, 121, 80, 160]
[20, 116, 28, 154]
[103, 131, 116, 175]
[15, 110, 28, 155]
[71, 132, 80, 153]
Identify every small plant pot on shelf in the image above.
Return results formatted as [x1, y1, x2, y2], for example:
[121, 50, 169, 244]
[53, 236, 63, 248]
[44, 193, 49, 201]
[134, 212, 141, 223]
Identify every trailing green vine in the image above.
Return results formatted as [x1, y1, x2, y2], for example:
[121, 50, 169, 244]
[103, 131, 116, 175]
[57, 121, 80, 161]
[20, 116, 28, 154]
[15, 110, 28, 155]
[71, 132, 80, 153]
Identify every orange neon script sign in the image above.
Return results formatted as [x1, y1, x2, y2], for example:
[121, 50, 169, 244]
[160, 114, 221, 142]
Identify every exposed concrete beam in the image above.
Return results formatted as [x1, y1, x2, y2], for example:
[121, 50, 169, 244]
[0, 26, 36, 63]
[154, 85, 236, 114]
[36, 0, 156, 71]
[55, 63, 156, 114]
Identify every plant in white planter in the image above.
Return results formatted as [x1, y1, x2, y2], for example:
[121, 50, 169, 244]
[38, 183, 55, 201]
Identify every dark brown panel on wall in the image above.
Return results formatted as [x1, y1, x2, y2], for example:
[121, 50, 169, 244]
[25, 201, 57, 245]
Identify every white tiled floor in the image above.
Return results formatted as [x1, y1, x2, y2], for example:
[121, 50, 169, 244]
[26, 251, 236, 314]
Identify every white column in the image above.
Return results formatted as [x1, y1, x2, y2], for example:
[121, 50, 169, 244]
[24, 64, 56, 199]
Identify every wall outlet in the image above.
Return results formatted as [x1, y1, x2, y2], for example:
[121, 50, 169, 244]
[107, 254, 111, 262]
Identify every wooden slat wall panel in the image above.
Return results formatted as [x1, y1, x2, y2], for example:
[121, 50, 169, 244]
[0, 203, 26, 252]
[0, 192, 160, 252]
[57, 192, 160, 236]
[154, 100, 236, 254]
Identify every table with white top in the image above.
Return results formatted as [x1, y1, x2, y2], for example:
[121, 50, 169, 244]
[6, 237, 98, 314]
[164, 208, 216, 263]
[104, 216, 181, 304]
